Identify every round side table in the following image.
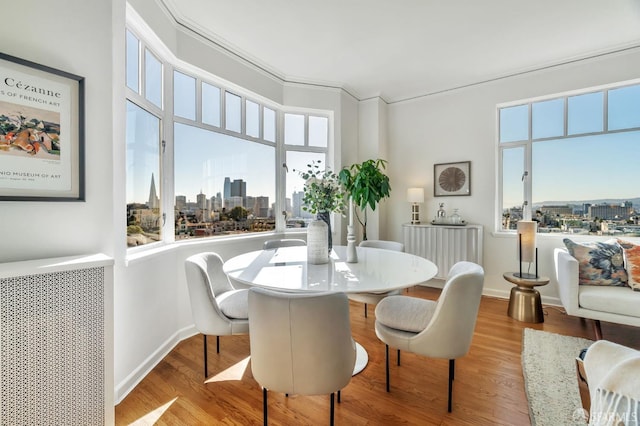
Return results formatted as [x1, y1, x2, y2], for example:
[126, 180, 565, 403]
[503, 272, 550, 323]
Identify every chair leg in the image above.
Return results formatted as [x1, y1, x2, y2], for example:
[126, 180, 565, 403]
[397, 349, 401, 366]
[203, 335, 208, 378]
[330, 392, 335, 426]
[337, 390, 341, 403]
[364, 303, 368, 318]
[448, 359, 455, 413]
[593, 320, 603, 340]
[385, 344, 390, 392]
[216, 335, 220, 353]
[263, 388, 268, 426]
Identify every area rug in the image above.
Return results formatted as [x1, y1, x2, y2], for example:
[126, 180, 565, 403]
[522, 328, 593, 426]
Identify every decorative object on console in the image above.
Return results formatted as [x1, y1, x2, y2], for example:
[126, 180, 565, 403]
[616, 239, 640, 291]
[407, 187, 424, 225]
[563, 238, 628, 287]
[434, 161, 470, 197]
[339, 158, 391, 241]
[517, 220, 538, 279]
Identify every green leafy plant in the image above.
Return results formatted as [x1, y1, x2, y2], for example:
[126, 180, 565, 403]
[296, 160, 346, 215]
[338, 159, 391, 240]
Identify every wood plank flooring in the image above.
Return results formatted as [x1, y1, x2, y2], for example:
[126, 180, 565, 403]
[115, 286, 640, 425]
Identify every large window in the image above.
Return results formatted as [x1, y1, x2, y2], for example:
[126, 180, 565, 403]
[125, 24, 332, 248]
[499, 81, 640, 237]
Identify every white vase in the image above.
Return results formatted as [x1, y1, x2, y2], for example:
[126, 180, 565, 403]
[307, 219, 329, 264]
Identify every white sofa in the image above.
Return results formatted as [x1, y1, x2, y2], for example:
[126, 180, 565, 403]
[554, 248, 640, 339]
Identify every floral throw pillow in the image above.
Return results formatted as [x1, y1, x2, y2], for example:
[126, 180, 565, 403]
[617, 239, 640, 291]
[563, 238, 628, 287]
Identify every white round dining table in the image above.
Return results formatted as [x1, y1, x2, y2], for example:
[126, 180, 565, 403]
[223, 245, 438, 293]
[223, 245, 438, 374]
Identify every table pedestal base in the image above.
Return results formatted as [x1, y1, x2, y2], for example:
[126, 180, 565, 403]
[353, 342, 368, 375]
[508, 286, 544, 323]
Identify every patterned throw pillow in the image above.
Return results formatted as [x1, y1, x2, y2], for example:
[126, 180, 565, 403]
[617, 239, 640, 291]
[563, 238, 628, 286]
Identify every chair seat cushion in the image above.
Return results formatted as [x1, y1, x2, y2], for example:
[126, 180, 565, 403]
[218, 289, 249, 319]
[374, 295, 436, 333]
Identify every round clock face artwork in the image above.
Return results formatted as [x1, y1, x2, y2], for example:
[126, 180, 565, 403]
[438, 166, 466, 193]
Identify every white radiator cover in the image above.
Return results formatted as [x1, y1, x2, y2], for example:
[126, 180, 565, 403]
[403, 223, 483, 280]
[0, 254, 113, 426]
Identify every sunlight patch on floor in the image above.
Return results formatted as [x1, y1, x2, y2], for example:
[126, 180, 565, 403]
[205, 356, 251, 383]
[129, 397, 178, 426]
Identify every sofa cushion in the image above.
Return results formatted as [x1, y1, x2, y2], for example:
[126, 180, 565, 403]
[617, 239, 640, 292]
[563, 238, 628, 287]
[579, 285, 640, 318]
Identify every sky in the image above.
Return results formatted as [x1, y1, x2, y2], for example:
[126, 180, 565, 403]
[500, 83, 640, 209]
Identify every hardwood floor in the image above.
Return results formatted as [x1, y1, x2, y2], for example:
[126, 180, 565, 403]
[115, 287, 640, 425]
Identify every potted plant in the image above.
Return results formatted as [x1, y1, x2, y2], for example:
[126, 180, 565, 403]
[339, 159, 391, 241]
[297, 160, 346, 252]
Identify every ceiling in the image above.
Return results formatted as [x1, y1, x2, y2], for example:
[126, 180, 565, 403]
[162, 0, 640, 103]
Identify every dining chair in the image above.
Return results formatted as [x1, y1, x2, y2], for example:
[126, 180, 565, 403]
[248, 287, 356, 425]
[184, 252, 250, 378]
[374, 261, 484, 412]
[348, 240, 405, 317]
[262, 238, 306, 250]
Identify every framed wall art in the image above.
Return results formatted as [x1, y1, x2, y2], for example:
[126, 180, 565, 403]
[0, 52, 84, 201]
[434, 161, 471, 197]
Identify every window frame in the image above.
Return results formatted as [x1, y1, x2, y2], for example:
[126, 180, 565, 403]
[125, 21, 333, 253]
[497, 78, 640, 234]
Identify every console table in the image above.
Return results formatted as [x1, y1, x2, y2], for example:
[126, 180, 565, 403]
[402, 223, 483, 280]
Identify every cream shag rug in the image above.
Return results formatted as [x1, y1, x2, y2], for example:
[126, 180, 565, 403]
[522, 328, 594, 426]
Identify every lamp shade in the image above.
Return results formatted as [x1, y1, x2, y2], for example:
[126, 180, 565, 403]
[517, 220, 537, 263]
[407, 187, 424, 203]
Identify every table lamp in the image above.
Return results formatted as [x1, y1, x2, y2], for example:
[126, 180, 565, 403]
[516, 220, 538, 278]
[407, 188, 424, 224]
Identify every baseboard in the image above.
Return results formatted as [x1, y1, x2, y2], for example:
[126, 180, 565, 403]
[115, 324, 197, 404]
[420, 280, 563, 307]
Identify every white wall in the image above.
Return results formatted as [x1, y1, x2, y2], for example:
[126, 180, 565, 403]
[386, 48, 640, 302]
[0, 0, 118, 263]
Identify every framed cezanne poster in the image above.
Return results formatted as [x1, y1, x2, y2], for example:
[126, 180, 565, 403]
[0, 52, 84, 201]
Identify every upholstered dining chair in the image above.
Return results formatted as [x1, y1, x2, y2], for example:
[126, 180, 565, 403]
[262, 238, 306, 250]
[184, 252, 250, 378]
[248, 287, 356, 425]
[348, 240, 405, 317]
[374, 261, 484, 412]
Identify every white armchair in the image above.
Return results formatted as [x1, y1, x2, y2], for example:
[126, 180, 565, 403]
[184, 252, 249, 378]
[248, 287, 356, 425]
[374, 261, 484, 412]
[348, 240, 405, 317]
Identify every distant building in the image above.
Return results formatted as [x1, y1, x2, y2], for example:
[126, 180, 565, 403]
[589, 202, 633, 220]
[147, 173, 159, 209]
[175, 195, 186, 212]
[540, 205, 573, 216]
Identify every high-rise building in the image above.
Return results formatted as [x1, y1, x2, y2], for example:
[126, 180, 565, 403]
[255, 196, 270, 217]
[223, 177, 231, 201]
[175, 195, 186, 212]
[230, 179, 246, 198]
[147, 173, 160, 209]
[196, 191, 208, 210]
[292, 191, 304, 218]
